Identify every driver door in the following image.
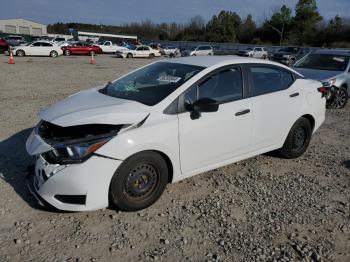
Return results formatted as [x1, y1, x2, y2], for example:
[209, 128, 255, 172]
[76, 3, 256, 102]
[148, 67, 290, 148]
[178, 66, 253, 175]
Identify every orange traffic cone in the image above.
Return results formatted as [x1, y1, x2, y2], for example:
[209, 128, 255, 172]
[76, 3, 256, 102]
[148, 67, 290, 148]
[89, 53, 95, 65]
[9, 52, 15, 64]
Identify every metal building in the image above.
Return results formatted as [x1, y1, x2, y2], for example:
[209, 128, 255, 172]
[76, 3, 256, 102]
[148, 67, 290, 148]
[0, 18, 47, 36]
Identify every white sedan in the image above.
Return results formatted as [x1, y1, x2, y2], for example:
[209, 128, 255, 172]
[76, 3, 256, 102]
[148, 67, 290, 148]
[11, 41, 63, 57]
[26, 56, 325, 212]
[116, 45, 161, 58]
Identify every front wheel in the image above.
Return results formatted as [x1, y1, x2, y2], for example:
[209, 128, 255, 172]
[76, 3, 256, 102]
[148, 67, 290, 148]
[64, 50, 71, 56]
[278, 117, 312, 159]
[109, 151, 169, 211]
[16, 50, 25, 57]
[148, 53, 155, 59]
[327, 87, 348, 109]
[50, 50, 58, 57]
[89, 50, 95, 56]
[127, 53, 133, 58]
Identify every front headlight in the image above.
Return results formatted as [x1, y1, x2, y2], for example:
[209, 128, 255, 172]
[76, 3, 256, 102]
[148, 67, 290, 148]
[43, 138, 111, 164]
[322, 78, 336, 87]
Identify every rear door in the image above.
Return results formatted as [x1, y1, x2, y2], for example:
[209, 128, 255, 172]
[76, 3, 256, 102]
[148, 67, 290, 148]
[40, 42, 53, 56]
[178, 66, 253, 174]
[245, 64, 302, 150]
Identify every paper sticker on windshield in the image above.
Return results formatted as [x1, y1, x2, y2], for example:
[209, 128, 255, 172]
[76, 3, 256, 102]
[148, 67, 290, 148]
[157, 75, 182, 83]
[333, 57, 345, 62]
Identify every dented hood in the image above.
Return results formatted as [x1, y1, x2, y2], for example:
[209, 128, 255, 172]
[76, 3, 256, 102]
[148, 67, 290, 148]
[39, 88, 150, 126]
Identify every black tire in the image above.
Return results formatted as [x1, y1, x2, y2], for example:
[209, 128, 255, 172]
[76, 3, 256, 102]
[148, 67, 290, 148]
[89, 50, 95, 56]
[148, 53, 155, 59]
[327, 87, 348, 109]
[110, 151, 169, 211]
[64, 50, 71, 56]
[289, 57, 296, 65]
[127, 53, 133, 58]
[16, 50, 25, 57]
[50, 50, 58, 57]
[278, 117, 312, 159]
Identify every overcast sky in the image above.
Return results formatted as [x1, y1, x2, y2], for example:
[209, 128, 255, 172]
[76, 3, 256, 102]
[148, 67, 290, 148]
[1, 0, 349, 25]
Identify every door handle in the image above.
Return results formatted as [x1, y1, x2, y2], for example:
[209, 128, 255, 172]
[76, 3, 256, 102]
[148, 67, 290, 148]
[289, 92, 299, 97]
[235, 109, 250, 116]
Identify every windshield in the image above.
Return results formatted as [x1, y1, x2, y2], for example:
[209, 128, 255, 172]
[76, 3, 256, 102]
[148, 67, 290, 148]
[100, 62, 204, 106]
[294, 54, 350, 71]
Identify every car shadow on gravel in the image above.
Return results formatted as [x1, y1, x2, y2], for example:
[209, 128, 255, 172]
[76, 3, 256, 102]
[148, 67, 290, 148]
[0, 128, 56, 212]
[343, 160, 350, 170]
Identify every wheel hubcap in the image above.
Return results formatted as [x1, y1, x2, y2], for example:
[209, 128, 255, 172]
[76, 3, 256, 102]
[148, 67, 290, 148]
[293, 127, 306, 150]
[124, 164, 159, 200]
[332, 90, 347, 108]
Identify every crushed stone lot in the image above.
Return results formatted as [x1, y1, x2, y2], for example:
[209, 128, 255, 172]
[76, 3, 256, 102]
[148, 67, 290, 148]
[0, 54, 349, 262]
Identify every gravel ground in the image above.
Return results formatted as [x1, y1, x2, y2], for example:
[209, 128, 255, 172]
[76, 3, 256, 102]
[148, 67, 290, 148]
[0, 54, 349, 262]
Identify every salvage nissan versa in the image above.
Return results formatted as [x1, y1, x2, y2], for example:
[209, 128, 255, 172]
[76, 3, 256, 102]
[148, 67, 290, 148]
[26, 56, 326, 212]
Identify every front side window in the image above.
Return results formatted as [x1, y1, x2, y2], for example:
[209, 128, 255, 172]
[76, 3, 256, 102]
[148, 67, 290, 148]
[181, 67, 243, 112]
[248, 66, 294, 96]
[41, 43, 53, 47]
[100, 62, 204, 106]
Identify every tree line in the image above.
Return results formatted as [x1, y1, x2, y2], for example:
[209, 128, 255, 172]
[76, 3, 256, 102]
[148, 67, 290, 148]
[47, 0, 350, 47]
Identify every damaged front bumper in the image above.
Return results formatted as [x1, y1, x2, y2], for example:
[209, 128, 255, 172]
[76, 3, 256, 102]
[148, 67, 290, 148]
[27, 154, 122, 211]
[25, 123, 123, 211]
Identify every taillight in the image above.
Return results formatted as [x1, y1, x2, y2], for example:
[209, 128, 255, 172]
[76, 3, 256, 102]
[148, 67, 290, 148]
[317, 87, 328, 97]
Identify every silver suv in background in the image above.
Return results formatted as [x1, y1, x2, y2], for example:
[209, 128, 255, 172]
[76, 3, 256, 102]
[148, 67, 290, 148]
[5, 35, 27, 46]
[183, 45, 214, 56]
[293, 49, 350, 109]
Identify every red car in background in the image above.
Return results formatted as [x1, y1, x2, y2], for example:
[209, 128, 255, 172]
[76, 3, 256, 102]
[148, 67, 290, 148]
[62, 42, 102, 56]
[0, 38, 9, 53]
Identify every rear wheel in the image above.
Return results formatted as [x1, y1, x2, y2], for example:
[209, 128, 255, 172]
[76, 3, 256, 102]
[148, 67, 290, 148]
[50, 50, 58, 57]
[16, 50, 25, 57]
[278, 117, 312, 159]
[148, 53, 155, 59]
[110, 151, 168, 211]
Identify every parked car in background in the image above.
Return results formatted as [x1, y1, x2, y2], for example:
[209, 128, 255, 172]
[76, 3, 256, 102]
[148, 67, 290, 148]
[163, 46, 180, 57]
[115, 45, 161, 58]
[11, 41, 63, 57]
[62, 42, 102, 56]
[293, 49, 349, 109]
[26, 56, 325, 212]
[0, 38, 9, 53]
[5, 35, 27, 46]
[270, 46, 301, 65]
[183, 45, 214, 56]
[238, 47, 268, 59]
[96, 41, 128, 53]
[52, 37, 66, 46]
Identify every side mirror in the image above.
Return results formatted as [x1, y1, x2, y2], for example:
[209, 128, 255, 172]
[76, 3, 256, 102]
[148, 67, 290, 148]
[190, 98, 219, 120]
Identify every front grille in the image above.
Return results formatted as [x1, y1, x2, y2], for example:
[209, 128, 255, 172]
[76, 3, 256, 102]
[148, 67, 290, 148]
[54, 195, 86, 205]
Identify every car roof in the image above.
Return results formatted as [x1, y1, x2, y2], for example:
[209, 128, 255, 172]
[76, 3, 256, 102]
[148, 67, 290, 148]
[313, 49, 350, 56]
[162, 55, 296, 70]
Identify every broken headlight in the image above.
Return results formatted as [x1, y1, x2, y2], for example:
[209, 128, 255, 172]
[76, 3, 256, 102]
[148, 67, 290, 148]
[42, 138, 111, 164]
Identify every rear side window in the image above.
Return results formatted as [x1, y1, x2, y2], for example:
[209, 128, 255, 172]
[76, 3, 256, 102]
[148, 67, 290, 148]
[248, 66, 294, 96]
[41, 42, 53, 47]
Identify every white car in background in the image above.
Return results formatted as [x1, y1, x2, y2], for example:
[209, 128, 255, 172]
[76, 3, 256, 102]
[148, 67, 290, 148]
[96, 41, 128, 53]
[184, 45, 214, 56]
[26, 56, 325, 212]
[238, 47, 268, 59]
[116, 45, 161, 58]
[11, 41, 63, 57]
[163, 46, 180, 57]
